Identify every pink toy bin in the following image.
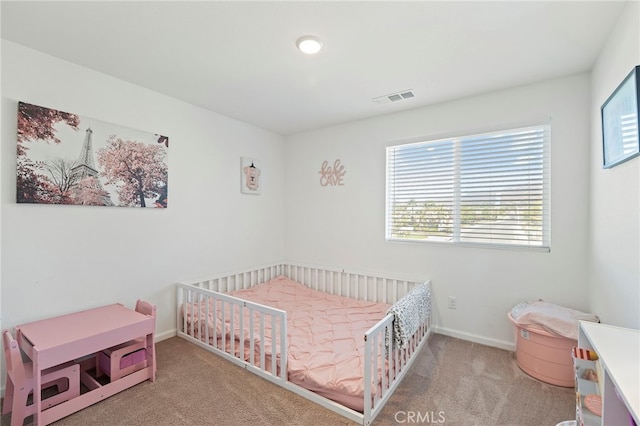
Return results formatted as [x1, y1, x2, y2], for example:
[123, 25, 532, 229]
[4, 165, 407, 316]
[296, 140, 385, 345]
[508, 312, 577, 387]
[98, 347, 146, 377]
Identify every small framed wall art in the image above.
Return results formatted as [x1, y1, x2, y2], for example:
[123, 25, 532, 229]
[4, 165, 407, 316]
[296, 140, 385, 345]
[601, 65, 640, 169]
[241, 157, 262, 194]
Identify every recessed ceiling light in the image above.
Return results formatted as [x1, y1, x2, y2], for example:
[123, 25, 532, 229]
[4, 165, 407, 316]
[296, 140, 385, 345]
[296, 35, 323, 55]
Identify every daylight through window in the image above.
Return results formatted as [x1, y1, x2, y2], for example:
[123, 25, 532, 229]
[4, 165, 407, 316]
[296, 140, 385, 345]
[386, 124, 550, 251]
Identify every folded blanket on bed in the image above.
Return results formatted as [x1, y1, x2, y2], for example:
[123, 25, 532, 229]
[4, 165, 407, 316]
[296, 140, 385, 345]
[387, 283, 431, 350]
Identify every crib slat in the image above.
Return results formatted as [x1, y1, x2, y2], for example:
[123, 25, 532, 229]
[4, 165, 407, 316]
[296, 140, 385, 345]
[259, 314, 265, 369]
[239, 303, 244, 360]
[279, 316, 287, 380]
[271, 315, 277, 376]
[373, 334, 379, 405]
[189, 294, 195, 339]
[198, 292, 203, 342]
[204, 294, 210, 344]
[249, 308, 255, 366]
[364, 334, 372, 416]
[363, 275, 368, 301]
[220, 302, 226, 351]
[387, 326, 394, 392]
[212, 295, 218, 348]
[230, 302, 236, 357]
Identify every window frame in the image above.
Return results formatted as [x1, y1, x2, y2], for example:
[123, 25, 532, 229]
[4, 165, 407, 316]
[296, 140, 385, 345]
[385, 124, 551, 252]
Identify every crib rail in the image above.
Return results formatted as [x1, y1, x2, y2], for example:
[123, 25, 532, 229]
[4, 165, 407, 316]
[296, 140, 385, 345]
[176, 283, 287, 381]
[181, 262, 424, 304]
[177, 262, 431, 426]
[180, 264, 285, 293]
[364, 312, 431, 424]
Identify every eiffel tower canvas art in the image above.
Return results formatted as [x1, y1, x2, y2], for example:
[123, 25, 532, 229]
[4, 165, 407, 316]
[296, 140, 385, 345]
[16, 101, 169, 208]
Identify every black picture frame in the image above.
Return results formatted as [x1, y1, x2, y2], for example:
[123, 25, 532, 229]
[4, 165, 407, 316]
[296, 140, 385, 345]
[601, 65, 640, 169]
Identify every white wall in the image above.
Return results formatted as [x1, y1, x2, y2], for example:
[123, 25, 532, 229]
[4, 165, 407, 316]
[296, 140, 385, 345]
[1, 41, 286, 340]
[285, 74, 592, 348]
[589, 1, 640, 329]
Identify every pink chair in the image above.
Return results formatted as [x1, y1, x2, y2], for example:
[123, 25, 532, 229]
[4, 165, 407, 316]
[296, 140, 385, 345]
[96, 300, 156, 381]
[2, 329, 80, 426]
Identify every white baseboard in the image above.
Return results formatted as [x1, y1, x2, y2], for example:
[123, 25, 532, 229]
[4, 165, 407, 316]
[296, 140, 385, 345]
[433, 326, 516, 352]
[156, 328, 177, 342]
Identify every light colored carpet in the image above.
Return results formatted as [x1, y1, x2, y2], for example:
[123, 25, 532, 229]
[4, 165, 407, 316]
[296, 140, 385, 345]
[2, 333, 575, 425]
[375, 334, 575, 425]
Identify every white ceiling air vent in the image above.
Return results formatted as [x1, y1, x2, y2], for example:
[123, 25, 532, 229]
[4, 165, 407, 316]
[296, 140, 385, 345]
[373, 89, 415, 104]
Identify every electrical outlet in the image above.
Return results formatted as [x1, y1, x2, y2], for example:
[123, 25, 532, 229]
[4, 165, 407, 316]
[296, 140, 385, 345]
[448, 296, 457, 310]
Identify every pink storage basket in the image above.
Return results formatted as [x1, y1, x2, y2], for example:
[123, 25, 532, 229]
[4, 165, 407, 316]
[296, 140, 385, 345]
[508, 313, 576, 387]
[98, 348, 146, 377]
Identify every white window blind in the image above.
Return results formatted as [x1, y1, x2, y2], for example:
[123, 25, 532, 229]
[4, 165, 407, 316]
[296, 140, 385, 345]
[386, 124, 550, 251]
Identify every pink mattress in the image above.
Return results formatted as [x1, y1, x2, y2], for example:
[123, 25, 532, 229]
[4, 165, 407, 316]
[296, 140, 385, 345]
[184, 276, 391, 411]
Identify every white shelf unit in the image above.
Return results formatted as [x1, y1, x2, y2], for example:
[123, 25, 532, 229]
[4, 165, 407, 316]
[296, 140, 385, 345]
[577, 321, 639, 426]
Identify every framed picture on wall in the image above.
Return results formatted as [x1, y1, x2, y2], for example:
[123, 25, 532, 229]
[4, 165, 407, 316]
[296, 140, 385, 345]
[240, 157, 262, 194]
[16, 101, 169, 207]
[601, 65, 640, 169]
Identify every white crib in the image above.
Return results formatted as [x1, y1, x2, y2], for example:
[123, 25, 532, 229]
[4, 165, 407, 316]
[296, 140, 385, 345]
[176, 262, 432, 425]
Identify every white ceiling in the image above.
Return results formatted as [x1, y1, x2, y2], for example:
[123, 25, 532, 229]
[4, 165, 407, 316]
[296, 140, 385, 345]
[1, 1, 627, 136]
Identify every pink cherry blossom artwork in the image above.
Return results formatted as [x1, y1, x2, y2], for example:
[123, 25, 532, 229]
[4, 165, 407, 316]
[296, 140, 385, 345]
[16, 101, 168, 208]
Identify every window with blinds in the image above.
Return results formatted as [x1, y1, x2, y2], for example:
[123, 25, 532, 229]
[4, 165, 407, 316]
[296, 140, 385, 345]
[386, 124, 550, 251]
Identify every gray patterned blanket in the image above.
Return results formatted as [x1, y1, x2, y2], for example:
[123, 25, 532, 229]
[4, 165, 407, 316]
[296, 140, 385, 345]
[386, 282, 431, 349]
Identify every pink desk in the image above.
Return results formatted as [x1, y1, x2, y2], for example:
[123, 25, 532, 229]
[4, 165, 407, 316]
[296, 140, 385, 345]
[15, 303, 156, 425]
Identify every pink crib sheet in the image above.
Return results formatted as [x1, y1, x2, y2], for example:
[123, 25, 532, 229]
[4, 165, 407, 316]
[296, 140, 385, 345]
[184, 276, 391, 411]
